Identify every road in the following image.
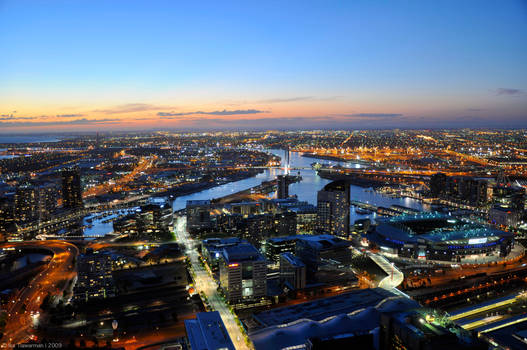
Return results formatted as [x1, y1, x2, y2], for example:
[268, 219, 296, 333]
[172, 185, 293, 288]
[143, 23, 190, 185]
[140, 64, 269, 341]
[1, 240, 78, 346]
[174, 216, 250, 350]
[403, 246, 526, 290]
[83, 155, 156, 199]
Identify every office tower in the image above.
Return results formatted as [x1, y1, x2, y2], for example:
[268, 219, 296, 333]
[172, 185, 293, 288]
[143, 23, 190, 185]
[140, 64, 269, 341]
[37, 183, 59, 221]
[74, 250, 115, 301]
[14, 182, 59, 225]
[0, 194, 15, 240]
[447, 177, 489, 206]
[279, 252, 306, 290]
[62, 168, 83, 209]
[14, 183, 40, 224]
[316, 180, 350, 237]
[219, 243, 267, 304]
[138, 198, 173, 233]
[277, 175, 289, 199]
[202, 237, 248, 272]
[492, 185, 525, 211]
[430, 173, 447, 197]
[295, 234, 352, 273]
[265, 236, 299, 263]
[186, 200, 211, 233]
[275, 211, 297, 236]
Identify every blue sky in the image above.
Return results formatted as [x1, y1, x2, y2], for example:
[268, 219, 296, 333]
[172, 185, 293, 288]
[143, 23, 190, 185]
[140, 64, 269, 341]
[0, 0, 526, 131]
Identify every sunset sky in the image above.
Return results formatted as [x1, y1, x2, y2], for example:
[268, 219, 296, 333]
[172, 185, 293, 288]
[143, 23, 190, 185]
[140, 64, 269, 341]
[1, 0, 526, 132]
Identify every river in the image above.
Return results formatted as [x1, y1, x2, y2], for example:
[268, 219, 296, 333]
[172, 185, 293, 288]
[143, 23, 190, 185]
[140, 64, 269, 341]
[170, 148, 424, 222]
[83, 148, 425, 237]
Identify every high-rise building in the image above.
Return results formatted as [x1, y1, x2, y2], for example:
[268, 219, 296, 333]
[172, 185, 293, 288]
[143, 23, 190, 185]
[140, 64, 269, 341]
[186, 200, 211, 233]
[430, 173, 447, 198]
[14, 183, 40, 224]
[277, 175, 289, 199]
[219, 243, 267, 304]
[295, 234, 352, 273]
[430, 174, 490, 207]
[74, 250, 115, 301]
[0, 194, 15, 240]
[316, 180, 350, 237]
[113, 198, 172, 238]
[138, 198, 173, 233]
[13, 181, 58, 228]
[264, 235, 300, 263]
[61, 168, 83, 209]
[37, 183, 59, 221]
[492, 185, 525, 211]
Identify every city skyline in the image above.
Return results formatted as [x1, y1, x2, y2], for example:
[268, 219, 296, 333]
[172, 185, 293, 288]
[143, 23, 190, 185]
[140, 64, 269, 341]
[1, 0, 527, 132]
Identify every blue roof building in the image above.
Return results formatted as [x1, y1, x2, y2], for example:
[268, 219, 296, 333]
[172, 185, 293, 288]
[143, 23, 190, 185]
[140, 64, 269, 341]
[184, 311, 235, 350]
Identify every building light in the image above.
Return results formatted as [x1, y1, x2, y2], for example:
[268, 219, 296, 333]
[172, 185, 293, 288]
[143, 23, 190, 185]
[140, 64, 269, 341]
[228, 263, 239, 268]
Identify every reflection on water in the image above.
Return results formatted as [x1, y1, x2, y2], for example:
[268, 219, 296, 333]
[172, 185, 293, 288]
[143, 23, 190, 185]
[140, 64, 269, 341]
[83, 148, 424, 237]
[170, 148, 424, 222]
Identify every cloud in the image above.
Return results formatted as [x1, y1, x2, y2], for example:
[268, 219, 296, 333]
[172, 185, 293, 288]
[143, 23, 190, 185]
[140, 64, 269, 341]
[466, 108, 485, 112]
[0, 118, 120, 127]
[158, 115, 390, 129]
[258, 96, 315, 103]
[0, 115, 39, 121]
[495, 88, 523, 96]
[158, 109, 266, 117]
[332, 113, 403, 119]
[56, 114, 84, 118]
[94, 103, 172, 114]
[257, 96, 341, 103]
[0, 113, 84, 121]
[161, 116, 326, 126]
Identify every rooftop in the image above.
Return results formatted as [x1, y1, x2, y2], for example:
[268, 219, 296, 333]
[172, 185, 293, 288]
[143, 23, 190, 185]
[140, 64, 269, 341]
[222, 243, 265, 263]
[280, 252, 305, 267]
[184, 311, 235, 350]
[297, 234, 352, 250]
[203, 237, 247, 248]
[250, 288, 419, 350]
[376, 213, 512, 243]
[186, 199, 211, 206]
[253, 288, 410, 327]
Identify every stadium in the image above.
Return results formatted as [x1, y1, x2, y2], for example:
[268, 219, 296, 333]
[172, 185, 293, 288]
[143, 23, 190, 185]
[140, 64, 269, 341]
[367, 213, 514, 262]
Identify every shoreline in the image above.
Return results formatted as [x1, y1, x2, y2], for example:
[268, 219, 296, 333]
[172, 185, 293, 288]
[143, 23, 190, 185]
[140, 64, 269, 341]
[166, 169, 265, 206]
[300, 152, 370, 166]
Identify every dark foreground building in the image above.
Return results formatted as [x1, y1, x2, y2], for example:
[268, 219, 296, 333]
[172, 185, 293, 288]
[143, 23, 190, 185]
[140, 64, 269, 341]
[316, 180, 350, 237]
[249, 288, 484, 350]
[62, 167, 83, 209]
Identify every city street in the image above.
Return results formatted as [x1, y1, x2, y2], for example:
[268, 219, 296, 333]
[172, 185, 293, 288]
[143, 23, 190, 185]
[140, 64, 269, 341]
[0, 240, 78, 346]
[174, 216, 250, 350]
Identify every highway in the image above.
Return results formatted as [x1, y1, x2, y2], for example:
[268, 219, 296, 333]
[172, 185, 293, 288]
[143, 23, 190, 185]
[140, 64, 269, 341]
[83, 155, 156, 199]
[1, 240, 78, 346]
[174, 216, 250, 350]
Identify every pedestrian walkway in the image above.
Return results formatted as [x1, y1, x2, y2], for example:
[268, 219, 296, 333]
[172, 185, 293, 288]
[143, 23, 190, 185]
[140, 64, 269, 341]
[368, 252, 404, 291]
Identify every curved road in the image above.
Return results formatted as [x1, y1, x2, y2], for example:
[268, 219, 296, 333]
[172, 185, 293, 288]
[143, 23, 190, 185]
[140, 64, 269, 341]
[1, 240, 78, 346]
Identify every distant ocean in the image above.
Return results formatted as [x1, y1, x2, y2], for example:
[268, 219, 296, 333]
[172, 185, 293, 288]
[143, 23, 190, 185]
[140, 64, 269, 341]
[0, 135, 60, 144]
